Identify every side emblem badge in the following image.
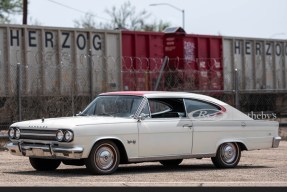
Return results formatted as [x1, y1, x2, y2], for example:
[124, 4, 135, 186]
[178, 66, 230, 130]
[127, 140, 136, 144]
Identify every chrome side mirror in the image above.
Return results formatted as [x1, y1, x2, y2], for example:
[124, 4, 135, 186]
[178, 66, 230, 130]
[137, 113, 149, 121]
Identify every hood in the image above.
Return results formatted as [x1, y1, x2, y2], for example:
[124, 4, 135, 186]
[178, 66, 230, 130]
[11, 116, 135, 129]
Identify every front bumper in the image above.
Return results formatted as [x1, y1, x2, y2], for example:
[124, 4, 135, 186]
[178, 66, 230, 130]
[272, 136, 281, 148]
[7, 142, 83, 159]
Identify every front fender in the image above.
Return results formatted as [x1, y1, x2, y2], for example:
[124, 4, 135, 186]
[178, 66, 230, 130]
[83, 136, 137, 159]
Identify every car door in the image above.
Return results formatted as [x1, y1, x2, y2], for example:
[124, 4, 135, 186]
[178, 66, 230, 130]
[138, 98, 193, 158]
[184, 98, 231, 155]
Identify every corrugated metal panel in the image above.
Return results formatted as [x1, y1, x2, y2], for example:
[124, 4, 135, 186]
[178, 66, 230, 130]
[122, 31, 164, 58]
[223, 37, 287, 90]
[164, 33, 223, 90]
[121, 31, 165, 91]
[0, 24, 122, 96]
[0, 27, 7, 96]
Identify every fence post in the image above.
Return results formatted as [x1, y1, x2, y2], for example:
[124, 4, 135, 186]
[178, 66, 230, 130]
[17, 63, 22, 121]
[88, 49, 93, 101]
[234, 68, 240, 110]
[71, 80, 75, 116]
[154, 56, 169, 91]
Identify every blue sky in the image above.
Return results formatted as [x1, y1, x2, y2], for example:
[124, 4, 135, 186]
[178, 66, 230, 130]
[11, 0, 287, 39]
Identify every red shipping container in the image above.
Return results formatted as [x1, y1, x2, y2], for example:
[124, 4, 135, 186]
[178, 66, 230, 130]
[210, 70, 223, 90]
[163, 28, 223, 90]
[121, 31, 165, 91]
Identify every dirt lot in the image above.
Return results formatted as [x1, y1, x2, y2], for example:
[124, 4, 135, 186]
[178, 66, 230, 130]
[0, 141, 286, 187]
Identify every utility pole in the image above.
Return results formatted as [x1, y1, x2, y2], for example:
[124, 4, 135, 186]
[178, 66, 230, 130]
[150, 3, 185, 29]
[23, 0, 28, 24]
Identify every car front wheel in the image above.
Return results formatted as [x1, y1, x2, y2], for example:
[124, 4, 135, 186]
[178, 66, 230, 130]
[211, 142, 241, 168]
[29, 158, 61, 171]
[85, 141, 120, 175]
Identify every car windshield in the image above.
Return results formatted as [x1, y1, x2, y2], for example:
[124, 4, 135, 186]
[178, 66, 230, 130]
[80, 95, 143, 117]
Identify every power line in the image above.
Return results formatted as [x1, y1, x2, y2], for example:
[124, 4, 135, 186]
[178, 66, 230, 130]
[47, 0, 86, 14]
[46, 0, 110, 21]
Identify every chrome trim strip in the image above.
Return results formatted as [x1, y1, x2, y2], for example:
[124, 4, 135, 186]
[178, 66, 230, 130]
[272, 136, 281, 148]
[18, 141, 23, 153]
[128, 153, 216, 163]
[7, 142, 84, 159]
[134, 97, 148, 118]
[50, 144, 55, 156]
[21, 133, 55, 137]
[21, 143, 50, 151]
[11, 139, 55, 144]
[0, 134, 8, 139]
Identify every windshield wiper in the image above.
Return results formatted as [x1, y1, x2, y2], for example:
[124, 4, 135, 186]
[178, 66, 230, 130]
[76, 112, 86, 116]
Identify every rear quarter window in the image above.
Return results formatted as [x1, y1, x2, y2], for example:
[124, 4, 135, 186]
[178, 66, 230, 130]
[184, 99, 222, 118]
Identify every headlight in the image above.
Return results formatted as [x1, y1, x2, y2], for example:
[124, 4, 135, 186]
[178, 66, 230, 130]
[64, 130, 73, 142]
[15, 128, 21, 139]
[8, 128, 15, 139]
[56, 130, 64, 141]
[56, 129, 73, 142]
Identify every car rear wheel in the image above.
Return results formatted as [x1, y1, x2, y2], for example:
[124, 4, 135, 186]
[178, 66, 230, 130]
[29, 158, 61, 171]
[211, 142, 241, 168]
[159, 159, 183, 167]
[85, 141, 120, 175]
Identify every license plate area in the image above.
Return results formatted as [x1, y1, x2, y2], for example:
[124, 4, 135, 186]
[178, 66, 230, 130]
[32, 148, 44, 156]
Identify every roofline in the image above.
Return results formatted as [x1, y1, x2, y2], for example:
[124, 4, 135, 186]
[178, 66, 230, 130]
[100, 91, 193, 96]
[99, 91, 148, 96]
[99, 91, 228, 106]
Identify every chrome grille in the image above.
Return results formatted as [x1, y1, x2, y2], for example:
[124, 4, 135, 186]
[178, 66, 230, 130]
[20, 129, 57, 141]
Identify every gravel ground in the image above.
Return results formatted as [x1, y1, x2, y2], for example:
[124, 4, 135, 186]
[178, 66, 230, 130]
[0, 141, 286, 187]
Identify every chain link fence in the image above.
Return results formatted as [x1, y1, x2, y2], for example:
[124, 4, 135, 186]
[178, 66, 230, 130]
[1, 54, 287, 130]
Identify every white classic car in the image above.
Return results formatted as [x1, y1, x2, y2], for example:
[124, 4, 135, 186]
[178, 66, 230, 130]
[7, 91, 281, 175]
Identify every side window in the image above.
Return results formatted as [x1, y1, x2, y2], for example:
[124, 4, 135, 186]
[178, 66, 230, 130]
[141, 102, 151, 117]
[147, 98, 186, 118]
[149, 100, 171, 114]
[185, 99, 221, 118]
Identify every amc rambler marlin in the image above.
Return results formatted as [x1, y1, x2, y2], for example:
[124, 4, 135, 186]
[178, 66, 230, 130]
[7, 91, 281, 175]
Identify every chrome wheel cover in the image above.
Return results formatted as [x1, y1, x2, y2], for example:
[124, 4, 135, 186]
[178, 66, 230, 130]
[220, 143, 237, 164]
[95, 144, 116, 170]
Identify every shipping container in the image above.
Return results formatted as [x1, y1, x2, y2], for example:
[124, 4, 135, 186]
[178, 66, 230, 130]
[2, 25, 286, 95]
[164, 27, 223, 90]
[223, 37, 287, 91]
[0, 24, 122, 96]
[121, 30, 165, 91]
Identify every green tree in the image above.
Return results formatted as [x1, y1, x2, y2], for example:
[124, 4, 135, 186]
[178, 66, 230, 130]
[74, 13, 97, 29]
[74, 1, 170, 32]
[105, 1, 150, 30]
[0, 0, 22, 23]
[143, 20, 171, 32]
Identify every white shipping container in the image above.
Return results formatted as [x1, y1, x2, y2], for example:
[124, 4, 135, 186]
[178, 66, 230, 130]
[223, 37, 287, 91]
[0, 24, 122, 96]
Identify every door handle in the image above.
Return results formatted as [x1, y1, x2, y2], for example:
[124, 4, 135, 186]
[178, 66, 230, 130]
[241, 122, 246, 127]
[183, 124, 193, 129]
